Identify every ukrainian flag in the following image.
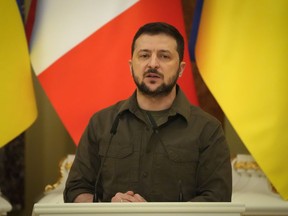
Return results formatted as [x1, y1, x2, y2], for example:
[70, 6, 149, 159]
[195, 0, 288, 200]
[0, 1, 37, 147]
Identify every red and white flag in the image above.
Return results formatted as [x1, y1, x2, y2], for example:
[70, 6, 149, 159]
[30, 0, 198, 144]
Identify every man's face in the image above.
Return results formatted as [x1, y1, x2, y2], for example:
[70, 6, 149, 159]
[129, 34, 185, 97]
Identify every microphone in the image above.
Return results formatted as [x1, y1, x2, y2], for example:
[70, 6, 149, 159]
[110, 113, 121, 135]
[146, 112, 184, 202]
[145, 112, 159, 153]
[93, 113, 122, 202]
[178, 180, 184, 202]
[146, 111, 158, 133]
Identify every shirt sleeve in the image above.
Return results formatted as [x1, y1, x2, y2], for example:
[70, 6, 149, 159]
[190, 122, 232, 202]
[63, 118, 100, 202]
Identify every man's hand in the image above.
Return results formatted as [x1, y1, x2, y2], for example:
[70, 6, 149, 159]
[111, 191, 146, 202]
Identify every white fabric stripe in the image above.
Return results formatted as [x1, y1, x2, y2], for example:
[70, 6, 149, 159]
[30, 0, 138, 75]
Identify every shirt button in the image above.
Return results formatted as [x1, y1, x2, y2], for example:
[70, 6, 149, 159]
[142, 172, 148, 178]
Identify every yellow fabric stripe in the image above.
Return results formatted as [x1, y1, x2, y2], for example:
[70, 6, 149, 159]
[0, 1, 37, 147]
[196, 0, 288, 199]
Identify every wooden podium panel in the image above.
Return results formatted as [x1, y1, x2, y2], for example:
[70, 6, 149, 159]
[32, 202, 245, 216]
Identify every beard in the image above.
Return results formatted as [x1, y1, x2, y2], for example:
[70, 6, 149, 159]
[132, 67, 180, 97]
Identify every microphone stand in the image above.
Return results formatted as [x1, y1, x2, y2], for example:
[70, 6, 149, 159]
[93, 114, 121, 202]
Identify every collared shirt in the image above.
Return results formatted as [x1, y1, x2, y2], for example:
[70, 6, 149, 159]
[64, 86, 232, 202]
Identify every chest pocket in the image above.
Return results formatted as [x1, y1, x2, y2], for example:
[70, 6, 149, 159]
[165, 146, 199, 163]
[153, 136, 200, 185]
[155, 133, 200, 163]
[98, 139, 138, 184]
[99, 140, 133, 158]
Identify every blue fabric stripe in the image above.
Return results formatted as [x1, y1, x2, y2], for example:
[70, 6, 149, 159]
[188, 0, 204, 62]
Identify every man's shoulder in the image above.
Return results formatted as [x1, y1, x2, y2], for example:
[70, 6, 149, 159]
[90, 99, 128, 120]
[189, 105, 221, 125]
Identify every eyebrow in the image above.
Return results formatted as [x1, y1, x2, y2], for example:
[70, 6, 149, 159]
[138, 49, 171, 53]
[138, 49, 150, 52]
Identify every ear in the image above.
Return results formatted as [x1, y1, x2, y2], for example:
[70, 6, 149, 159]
[128, 60, 133, 75]
[178, 61, 186, 77]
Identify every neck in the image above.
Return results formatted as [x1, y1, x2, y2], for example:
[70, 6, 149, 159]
[137, 87, 176, 111]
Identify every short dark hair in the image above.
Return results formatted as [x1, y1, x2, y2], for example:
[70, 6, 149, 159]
[131, 22, 185, 61]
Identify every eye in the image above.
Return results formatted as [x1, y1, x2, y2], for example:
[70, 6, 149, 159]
[159, 53, 171, 60]
[161, 55, 169, 59]
[139, 53, 150, 59]
[140, 54, 148, 58]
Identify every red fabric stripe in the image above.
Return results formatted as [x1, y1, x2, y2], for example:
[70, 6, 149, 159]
[25, 0, 37, 43]
[38, 0, 198, 144]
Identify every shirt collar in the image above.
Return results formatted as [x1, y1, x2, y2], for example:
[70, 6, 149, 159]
[117, 85, 191, 122]
[169, 85, 191, 122]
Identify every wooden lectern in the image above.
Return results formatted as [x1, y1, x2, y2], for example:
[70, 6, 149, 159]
[32, 202, 245, 216]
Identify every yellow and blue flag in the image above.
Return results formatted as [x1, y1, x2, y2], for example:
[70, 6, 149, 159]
[193, 0, 288, 200]
[0, 1, 37, 147]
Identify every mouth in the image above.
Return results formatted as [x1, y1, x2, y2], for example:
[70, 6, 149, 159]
[145, 73, 161, 78]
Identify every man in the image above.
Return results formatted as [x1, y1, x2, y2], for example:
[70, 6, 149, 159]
[64, 22, 232, 202]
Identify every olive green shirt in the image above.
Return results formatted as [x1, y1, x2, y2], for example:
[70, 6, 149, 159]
[64, 86, 232, 202]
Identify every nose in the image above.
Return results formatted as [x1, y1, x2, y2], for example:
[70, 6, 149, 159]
[148, 54, 159, 69]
